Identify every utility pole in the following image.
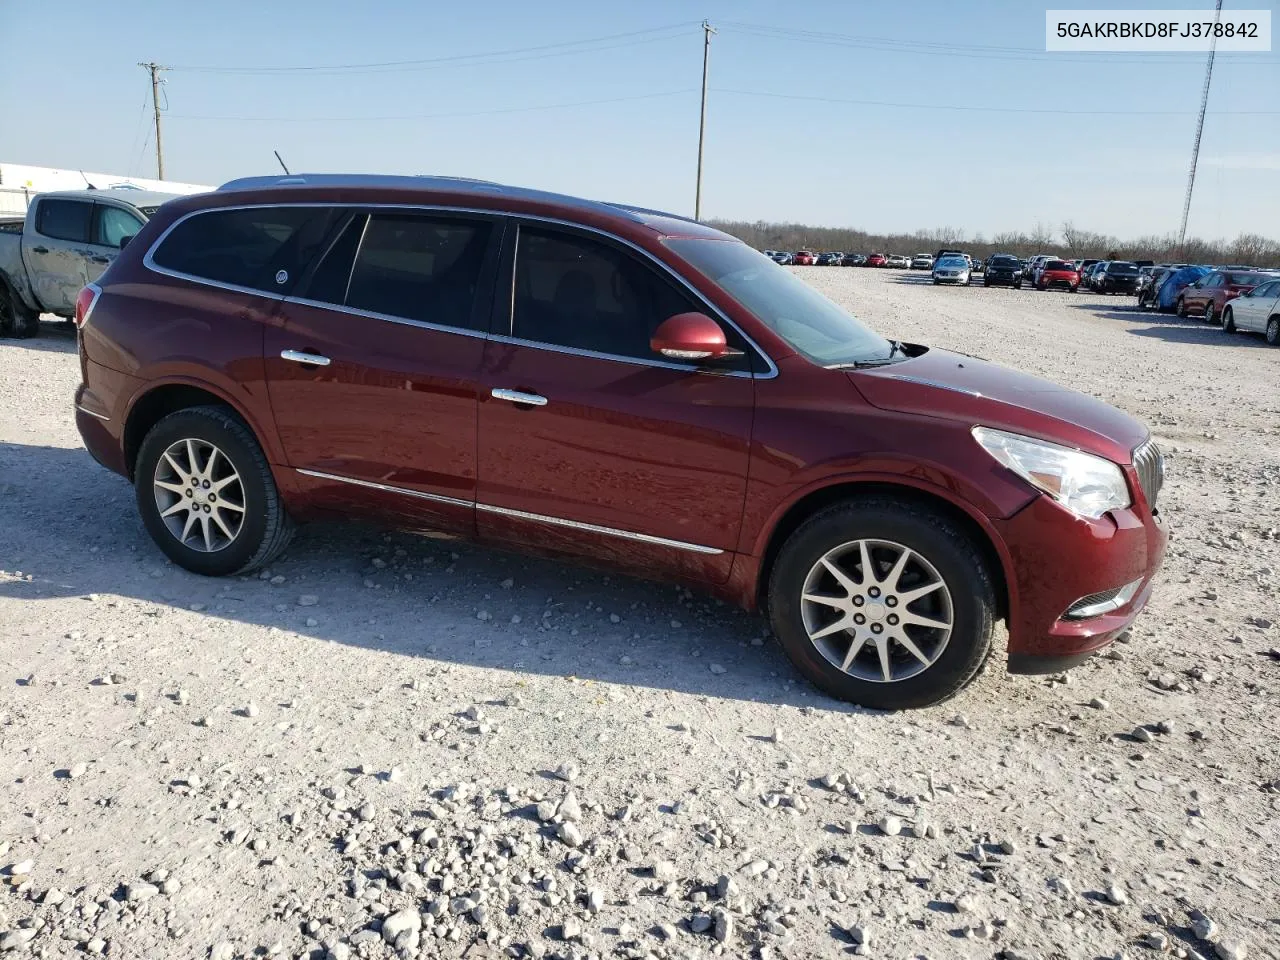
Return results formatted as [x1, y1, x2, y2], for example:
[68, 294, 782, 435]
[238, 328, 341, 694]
[138, 62, 169, 180]
[694, 20, 716, 221]
[1178, 0, 1223, 254]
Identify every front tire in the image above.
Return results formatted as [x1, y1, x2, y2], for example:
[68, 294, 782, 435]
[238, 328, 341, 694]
[1222, 308, 1235, 333]
[134, 406, 294, 576]
[1268, 317, 1280, 346]
[1176, 297, 1187, 317]
[1204, 303, 1216, 324]
[767, 499, 995, 710]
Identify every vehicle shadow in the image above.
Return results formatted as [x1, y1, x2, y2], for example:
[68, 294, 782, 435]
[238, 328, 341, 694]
[0, 439, 860, 711]
[1063, 302, 1274, 348]
[0, 318, 79, 354]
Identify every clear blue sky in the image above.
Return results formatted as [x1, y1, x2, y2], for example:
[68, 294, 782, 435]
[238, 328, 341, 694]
[4, 0, 1277, 241]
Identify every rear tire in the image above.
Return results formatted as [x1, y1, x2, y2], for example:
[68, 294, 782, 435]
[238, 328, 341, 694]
[0, 281, 40, 339]
[1267, 317, 1280, 346]
[1175, 297, 1186, 317]
[767, 498, 995, 710]
[134, 405, 294, 576]
[1204, 303, 1216, 324]
[1222, 308, 1235, 333]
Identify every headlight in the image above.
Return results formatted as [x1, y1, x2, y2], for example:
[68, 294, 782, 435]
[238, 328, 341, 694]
[972, 426, 1130, 519]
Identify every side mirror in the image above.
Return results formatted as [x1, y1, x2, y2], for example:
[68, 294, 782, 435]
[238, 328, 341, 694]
[651, 312, 740, 361]
[119, 235, 134, 249]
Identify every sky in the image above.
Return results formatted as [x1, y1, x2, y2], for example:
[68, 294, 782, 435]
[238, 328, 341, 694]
[3, 0, 1278, 242]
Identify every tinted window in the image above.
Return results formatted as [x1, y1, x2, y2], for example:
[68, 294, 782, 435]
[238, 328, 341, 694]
[299, 214, 368, 307]
[152, 207, 333, 292]
[513, 226, 726, 364]
[36, 199, 92, 243]
[345, 213, 492, 329]
[1254, 281, 1279, 298]
[1107, 262, 1138, 274]
[1045, 260, 1073, 270]
[94, 205, 144, 247]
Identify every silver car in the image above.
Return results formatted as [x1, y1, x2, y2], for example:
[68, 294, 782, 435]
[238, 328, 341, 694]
[1223, 276, 1280, 344]
[932, 255, 971, 285]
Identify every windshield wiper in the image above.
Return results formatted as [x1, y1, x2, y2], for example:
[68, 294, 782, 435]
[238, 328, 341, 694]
[827, 340, 910, 370]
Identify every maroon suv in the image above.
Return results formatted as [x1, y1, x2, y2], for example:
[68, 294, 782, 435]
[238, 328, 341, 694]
[73, 175, 1167, 709]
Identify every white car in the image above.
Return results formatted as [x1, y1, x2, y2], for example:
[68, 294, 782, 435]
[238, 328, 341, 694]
[886, 254, 910, 269]
[911, 254, 934, 270]
[932, 256, 971, 285]
[1223, 276, 1280, 345]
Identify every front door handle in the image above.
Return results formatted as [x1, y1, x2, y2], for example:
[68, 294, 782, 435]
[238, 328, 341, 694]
[90, 255, 111, 264]
[281, 349, 331, 367]
[491, 388, 547, 407]
[31, 246, 49, 254]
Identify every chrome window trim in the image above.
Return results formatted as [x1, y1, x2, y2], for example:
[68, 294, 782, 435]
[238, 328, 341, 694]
[295, 468, 723, 555]
[284, 295, 490, 340]
[140, 202, 777, 378]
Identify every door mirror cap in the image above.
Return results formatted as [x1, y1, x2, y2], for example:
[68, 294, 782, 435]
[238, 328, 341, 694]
[118, 235, 134, 249]
[651, 312, 741, 361]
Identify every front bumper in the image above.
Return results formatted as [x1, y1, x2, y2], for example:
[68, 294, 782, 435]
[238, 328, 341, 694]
[992, 493, 1167, 669]
[934, 274, 969, 284]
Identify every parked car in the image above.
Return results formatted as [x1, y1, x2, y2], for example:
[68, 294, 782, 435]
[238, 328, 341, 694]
[967, 255, 983, 274]
[1036, 259, 1080, 292]
[1083, 261, 1110, 291]
[1075, 259, 1101, 283]
[1096, 261, 1141, 295]
[1176, 269, 1276, 324]
[74, 173, 1167, 709]
[1222, 276, 1280, 344]
[1136, 267, 1171, 309]
[932, 255, 971, 285]
[910, 254, 933, 270]
[793, 250, 816, 266]
[775, 251, 794, 265]
[886, 254, 910, 269]
[0, 188, 181, 337]
[865, 253, 887, 267]
[815, 253, 835, 266]
[983, 254, 1023, 288]
[934, 248, 963, 263]
[1154, 265, 1212, 312]
[841, 253, 866, 267]
[1023, 255, 1059, 288]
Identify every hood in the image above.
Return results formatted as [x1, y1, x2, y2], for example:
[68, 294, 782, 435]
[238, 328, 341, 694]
[848, 348, 1148, 464]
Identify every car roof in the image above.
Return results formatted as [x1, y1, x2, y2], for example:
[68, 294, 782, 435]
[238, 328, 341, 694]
[31, 188, 188, 208]
[214, 173, 730, 241]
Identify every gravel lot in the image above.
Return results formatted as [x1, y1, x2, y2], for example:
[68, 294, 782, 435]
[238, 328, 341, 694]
[1, 268, 1277, 960]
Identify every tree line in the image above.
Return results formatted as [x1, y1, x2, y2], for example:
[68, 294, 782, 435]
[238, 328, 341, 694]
[706, 219, 1280, 268]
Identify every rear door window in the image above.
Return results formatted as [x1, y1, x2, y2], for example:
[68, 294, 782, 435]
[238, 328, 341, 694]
[150, 206, 336, 294]
[342, 213, 496, 331]
[35, 199, 92, 243]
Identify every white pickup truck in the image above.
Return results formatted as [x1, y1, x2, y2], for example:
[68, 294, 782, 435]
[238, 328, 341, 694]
[0, 187, 182, 337]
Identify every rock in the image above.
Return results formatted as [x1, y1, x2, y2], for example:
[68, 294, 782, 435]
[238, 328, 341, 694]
[715, 875, 738, 899]
[1215, 943, 1247, 960]
[1132, 726, 1153, 743]
[244, 702, 259, 718]
[382, 908, 421, 943]
[998, 838, 1016, 855]
[68, 762, 88, 779]
[690, 914, 712, 934]
[558, 792, 582, 822]
[953, 893, 979, 914]
[42, 887, 66, 905]
[651, 860, 678, 882]
[125, 880, 160, 901]
[849, 924, 870, 945]
[8, 859, 34, 876]
[1192, 913, 1218, 941]
[1104, 882, 1128, 905]
[358, 803, 375, 821]
[656, 923, 678, 940]
[210, 944, 235, 960]
[85, 939, 107, 955]
[561, 917, 581, 941]
[554, 763, 580, 783]
[1089, 698, 1109, 710]
[536, 799, 558, 822]
[0, 929, 37, 951]
[741, 859, 769, 877]
[1156, 719, 1176, 735]
[1143, 931, 1168, 950]
[708, 663, 726, 675]
[464, 705, 485, 722]
[877, 815, 902, 836]
[712, 908, 733, 943]
[298, 594, 319, 606]
[586, 888, 603, 914]
[159, 877, 181, 896]
[557, 821, 584, 848]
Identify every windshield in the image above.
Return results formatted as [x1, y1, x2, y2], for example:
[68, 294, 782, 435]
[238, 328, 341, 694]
[990, 256, 1019, 266]
[1107, 262, 1138, 274]
[937, 257, 967, 267]
[665, 238, 894, 366]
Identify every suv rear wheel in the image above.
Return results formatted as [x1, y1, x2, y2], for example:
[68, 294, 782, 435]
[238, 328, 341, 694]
[135, 406, 293, 576]
[767, 499, 995, 710]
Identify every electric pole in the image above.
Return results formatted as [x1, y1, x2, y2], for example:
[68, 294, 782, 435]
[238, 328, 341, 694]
[1178, 0, 1223, 254]
[138, 62, 169, 180]
[694, 20, 716, 221]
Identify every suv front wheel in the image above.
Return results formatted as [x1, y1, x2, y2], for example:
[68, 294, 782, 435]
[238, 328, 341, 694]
[767, 499, 995, 710]
[135, 406, 294, 576]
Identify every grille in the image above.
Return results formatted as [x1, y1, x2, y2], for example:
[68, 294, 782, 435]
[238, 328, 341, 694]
[1064, 586, 1124, 620]
[1133, 439, 1164, 507]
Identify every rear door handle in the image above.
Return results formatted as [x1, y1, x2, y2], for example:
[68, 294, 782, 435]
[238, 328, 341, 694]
[281, 349, 331, 367]
[491, 388, 547, 407]
[90, 255, 110, 264]
[31, 246, 49, 254]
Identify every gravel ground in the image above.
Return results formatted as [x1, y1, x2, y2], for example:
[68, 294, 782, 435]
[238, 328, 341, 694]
[1, 269, 1277, 960]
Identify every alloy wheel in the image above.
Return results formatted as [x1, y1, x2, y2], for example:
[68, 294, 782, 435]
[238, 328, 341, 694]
[152, 438, 246, 552]
[799, 539, 954, 683]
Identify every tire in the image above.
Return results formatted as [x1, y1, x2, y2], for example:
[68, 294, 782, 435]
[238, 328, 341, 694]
[0, 280, 40, 339]
[1204, 303, 1216, 324]
[134, 405, 294, 576]
[1268, 317, 1280, 346]
[766, 498, 996, 710]
[1013, 282, 1021, 290]
[1175, 298, 1186, 318]
[932, 279, 940, 285]
[1222, 308, 1235, 333]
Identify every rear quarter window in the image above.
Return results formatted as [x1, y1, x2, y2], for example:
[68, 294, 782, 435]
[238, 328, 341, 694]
[149, 206, 336, 293]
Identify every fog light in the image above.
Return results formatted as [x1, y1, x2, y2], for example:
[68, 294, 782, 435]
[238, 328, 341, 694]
[1063, 578, 1143, 620]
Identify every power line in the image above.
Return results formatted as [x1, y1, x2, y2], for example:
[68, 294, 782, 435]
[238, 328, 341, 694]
[165, 88, 698, 122]
[168, 23, 698, 75]
[712, 87, 1280, 116]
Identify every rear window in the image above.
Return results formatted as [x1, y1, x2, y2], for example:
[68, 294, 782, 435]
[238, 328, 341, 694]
[36, 199, 92, 243]
[1107, 262, 1138, 274]
[1225, 272, 1268, 286]
[1045, 260, 1073, 270]
[150, 206, 335, 292]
